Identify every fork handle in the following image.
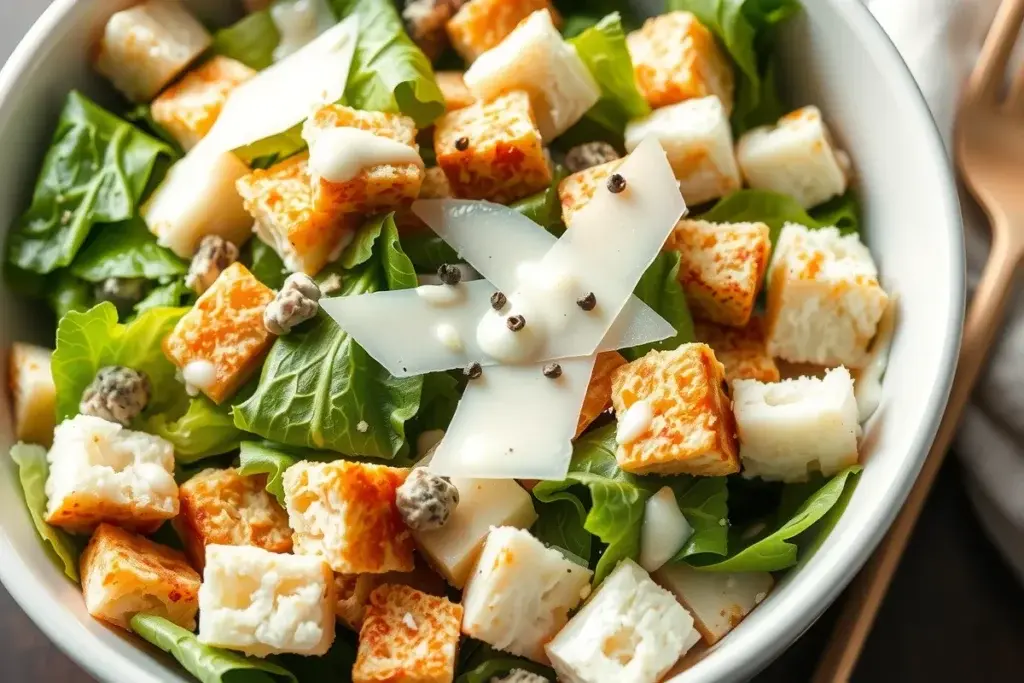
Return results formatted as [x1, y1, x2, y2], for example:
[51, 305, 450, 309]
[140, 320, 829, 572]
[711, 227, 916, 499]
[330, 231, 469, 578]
[812, 229, 1023, 683]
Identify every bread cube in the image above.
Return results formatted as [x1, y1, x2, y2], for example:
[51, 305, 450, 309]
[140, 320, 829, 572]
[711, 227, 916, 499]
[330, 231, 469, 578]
[462, 526, 592, 663]
[335, 562, 450, 631]
[436, 71, 476, 112]
[396, 167, 455, 232]
[8, 343, 56, 447]
[666, 219, 770, 327]
[302, 105, 425, 216]
[654, 563, 772, 645]
[199, 544, 336, 657]
[414, 477, 537, 589]
[94, 0, 212, 102]
[283, 460, 415, 575]
[765, 224, 889, 368]
[446, 0, 561, 63]
[694, 317, 780, 386]
[173, 467, 292, 570]
[143, 148, 254, 259]
[44, 415, 178, 534]
[610, 344, 739, 476]
[557, 160, 621, 227]
[163, 263, 276, 404]
[546, 559, 699, 683]
[353, 584, 463, 683]
[80, 523, 200, 630]
[237, 154, 358, 276]
[736, 106, 850, 209]
[434, 91, 551, 203]
[624, 97, 741, 206]
[732, 367, 860, 482]
[151, 56, 255, 151]
[463, 9, 599, 142]
[576, 351, 627, 438]
[627, 11, 734, 112]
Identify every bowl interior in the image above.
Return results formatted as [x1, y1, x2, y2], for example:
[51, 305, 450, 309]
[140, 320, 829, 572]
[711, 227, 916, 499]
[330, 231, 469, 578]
[0, 1, 962, 682]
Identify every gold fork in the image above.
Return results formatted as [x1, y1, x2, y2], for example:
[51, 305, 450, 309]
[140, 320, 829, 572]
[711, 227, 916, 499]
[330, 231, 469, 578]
[813, 0, 1024, 679]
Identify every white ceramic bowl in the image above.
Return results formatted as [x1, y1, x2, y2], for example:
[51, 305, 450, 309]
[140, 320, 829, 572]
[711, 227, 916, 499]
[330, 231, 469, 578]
[0, 1, 963, 681]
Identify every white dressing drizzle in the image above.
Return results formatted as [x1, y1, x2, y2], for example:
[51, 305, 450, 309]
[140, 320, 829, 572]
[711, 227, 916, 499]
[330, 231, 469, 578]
[416, 284, 465, 307]
[308, 127, 424, 183]
[270, 0, 336, 61]
[182, 360, 217, 397]
[616, 400, 653, 445]
[435, 323, 464, 352]
[855, 294, 898, 423]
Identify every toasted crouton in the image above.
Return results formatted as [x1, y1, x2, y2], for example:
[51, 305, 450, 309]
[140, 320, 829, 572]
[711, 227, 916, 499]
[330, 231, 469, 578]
[354, 584, 463, 683]
[557, 160, 621, 227]
[302, 105, 425, 216]
[45, 415, 178, 534]
[667, 219, 770, 327]
[627, 11, 734, 112]
[576, 351, 627, 438]
[765, 224, 888, 368]
[436, 71, 476, 112]
[80, 523, 200, 630]
[434, 91, 552, 203]
[174, 468, 292, 570]
[395, 167, 455, 232]
[237, 154, 359, 276]
[163, 263, 277, 404]
[94, 0, 212, 102]
[694, 316, 780, 385]
[611, 344, 739, 476]
[446, 0, 561, 63]
[283, 461, 415, 575]
[8, 343, 56, 447]
[151, 56, 255, 151]
[335, 561, 450, 631]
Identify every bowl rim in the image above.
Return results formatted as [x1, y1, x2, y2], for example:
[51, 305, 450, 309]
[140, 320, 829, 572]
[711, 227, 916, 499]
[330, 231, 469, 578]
[0, 0, 964, 682]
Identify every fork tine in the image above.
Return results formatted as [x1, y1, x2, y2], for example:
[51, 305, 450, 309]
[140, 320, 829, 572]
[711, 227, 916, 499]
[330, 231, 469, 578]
[965, 0, 1024, 102]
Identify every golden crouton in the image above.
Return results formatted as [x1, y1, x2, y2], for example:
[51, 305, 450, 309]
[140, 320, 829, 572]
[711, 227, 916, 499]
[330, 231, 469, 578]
[237, 154, 358, 276]
[335, 561, 449, 631]
[163, 263, 276, 404]
[436, 71, 476, 112]
[435, 91, 551, 203]
[666, 220, 771, 328]
[173, 468, 292, 570]
[354, 584, 463, 683]
[283, 461, 415, 575]
[302, 105, 425, 216]
[151, 56, 255, 150]
[80, 523, 200, 631]
[627, 12, 734, 112]
[8, 343, 56, 447]
[446, 0, 561, 63]
[557, 159, 621, 227]
[576, 351, 627, 438]
[694, 317, 780, 385]
[611, 343, 739, 476]
[395, 167, 455, 232]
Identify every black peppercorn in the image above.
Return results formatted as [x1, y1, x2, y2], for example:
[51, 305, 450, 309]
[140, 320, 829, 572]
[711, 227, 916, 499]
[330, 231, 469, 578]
[543, 362, 563, 379]
[490, 291, 507, 310]
[437, 263, 462, 285]
[463, 362, 483, 380]
[506, 314, 526, 331]
[576, 292, 596, 311]
[455, 136, 469, 151]
[606, 173, 627, 194]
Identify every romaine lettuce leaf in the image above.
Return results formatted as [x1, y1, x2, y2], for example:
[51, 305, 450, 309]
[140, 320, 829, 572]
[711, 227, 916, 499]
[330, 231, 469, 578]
[211, 9, 282, 70]
[130, 614, 297, 683]
[456, 657, 554, 683]
[509, 165, 569, 230]
[329, 0, 445, 127]
[47, 270, 94, 319]
[237, 441, 297, 506]
[9, 443, 81, 582]
[242, 237, 289, 290]
[7, 91, 173, 274]
[69, 218, 187, 282]
[338, 214, 386, 269]
[624, 250, 695, 360]
[555, 0, 641, 38]
[125, 104, 185, 157]
[531, 498, 593, 563]
[700, 188, 861, 247]
[809, 190, 861, 235]
[133, 280, 193, 315]
[278, 634, 358, 682]
[147, 397, 244, 463]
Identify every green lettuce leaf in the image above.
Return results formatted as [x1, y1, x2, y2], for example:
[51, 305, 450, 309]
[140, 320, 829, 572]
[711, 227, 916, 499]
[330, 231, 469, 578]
[69, 218, 186, 282]
[556, 0, 641, 38]
[130, 614, 297, 683]
[688, 466, 860, 572]
[134, 280, 193, 315]
[147, 397, 244, 463]
[809, 190, 861, 234]
[278, 634, 358, 682]
[237, 441, 297, 506]
[52, 302, 187, 422]
[329, 0, 445, 127]
[125, 104, 185, 157]
[531, 499, 593, 563]
[9, 443, 81, 582]
[401, 232, 460, 274]
[457, 641, 554, 683]
[47, 270, 94, 319]
[211, 10, 282, 70]
[7, 91, 172, 274]
[242, 237, 289, 290]
[339, 214, 386, 269]
[624, 251, 695, 360]
[509, 165, 569, 230]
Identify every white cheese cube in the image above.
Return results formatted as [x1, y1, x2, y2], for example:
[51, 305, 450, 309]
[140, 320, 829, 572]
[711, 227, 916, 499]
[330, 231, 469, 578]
[414, 477, 537, 589]
[736, 106, 849, 209]
[8, 343, 57, 447]
[44, 414, 178, 534]
[94, 0, 212, 103]
[462, 526, 592, 663]
[142, 147, 254, 259]
[199, 544, 336, 657]
[765, 223, 889, 368]
[546, 559, 699, 683]
[639, 487, 693, 574]
[654, 563, 772, 645]
[732, 367, 860, 482]
[624, 96, 740, 206]
[463, 9, 600, 142]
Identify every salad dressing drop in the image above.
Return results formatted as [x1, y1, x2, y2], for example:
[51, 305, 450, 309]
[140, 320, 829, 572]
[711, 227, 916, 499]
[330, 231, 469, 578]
[308, 127, 424, 183]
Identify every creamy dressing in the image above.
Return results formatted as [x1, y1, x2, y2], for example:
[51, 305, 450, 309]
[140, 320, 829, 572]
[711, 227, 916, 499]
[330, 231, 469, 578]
[182, 359, 216, 397]
[855, 295, 898, 423]
[435, 323, 464, 352]
[616, 400, 653, 445]
[639, 487, 693, 573]
[417, 264, 481, 286]
[475, 305, 543, 363]
[416, 284, 465, 307]
[270, 0, 336, 61]
[308, 127, 424, 183]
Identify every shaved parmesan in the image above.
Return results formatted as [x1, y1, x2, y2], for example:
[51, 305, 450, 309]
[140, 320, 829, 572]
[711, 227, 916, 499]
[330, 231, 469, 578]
[639, 487, 693, 573]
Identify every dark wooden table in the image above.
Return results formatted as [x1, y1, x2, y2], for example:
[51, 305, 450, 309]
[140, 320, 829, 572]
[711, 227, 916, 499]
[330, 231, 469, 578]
[3, 458, 1022, 682]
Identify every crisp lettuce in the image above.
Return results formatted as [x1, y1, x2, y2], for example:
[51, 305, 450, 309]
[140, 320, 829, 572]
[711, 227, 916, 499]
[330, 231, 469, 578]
[457, 641, 554, 683]
[555, 0, 641, 38]
[69, 218, 186, 282]
[211, 10, 281, 70]
[133, 280, 193, 315]
[624, 250, 695, 360]
[6, 91, 172, 274]
[9, 443, 81, 582]
[809, 190, 861, 234]
[237, 441, 297, 506]
[242, 237, 289, 290]
[47, 270, 94, 319]
[531, 498, 593, 563]
[700, 188, 862, 246]
[147, 397, 244, 463]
